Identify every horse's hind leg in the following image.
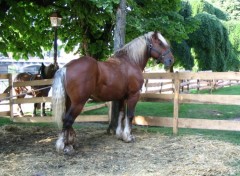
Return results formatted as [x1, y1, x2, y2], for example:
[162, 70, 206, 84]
[56, 102, 85, 154]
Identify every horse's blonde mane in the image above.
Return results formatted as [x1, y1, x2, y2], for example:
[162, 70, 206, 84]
[114, 31, 169, 64]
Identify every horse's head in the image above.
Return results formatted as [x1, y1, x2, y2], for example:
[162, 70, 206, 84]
[146, 31, 174, 70]
[39, 63, 59, 79]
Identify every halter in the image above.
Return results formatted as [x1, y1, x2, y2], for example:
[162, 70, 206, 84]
[146, 37, 171, 64]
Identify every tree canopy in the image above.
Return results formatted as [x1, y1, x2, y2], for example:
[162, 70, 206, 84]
[0, 0, 198, 61]
[1, 0, 239, 72]
[0, 0, 119, 60]
[189, 13, 232, 71]
[173, 0, 240, 71]
[206, 0, 240, 20]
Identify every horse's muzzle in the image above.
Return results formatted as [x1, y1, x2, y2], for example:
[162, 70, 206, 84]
[164, 57, 173, 68]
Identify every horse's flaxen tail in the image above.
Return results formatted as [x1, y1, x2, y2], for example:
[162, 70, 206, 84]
[52, 67, 67, 129]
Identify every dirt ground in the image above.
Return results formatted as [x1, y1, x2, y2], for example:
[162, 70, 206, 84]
[0, 123, 240, 176]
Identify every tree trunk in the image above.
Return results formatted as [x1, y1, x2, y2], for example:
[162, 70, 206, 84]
[107, 0, 126, 134]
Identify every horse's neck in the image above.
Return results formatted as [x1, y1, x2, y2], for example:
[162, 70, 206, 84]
[30, 74, 41, 81]
[40, 66, 52, 79]
[115, 53, 149, 71]
[139, 56, 149, 71]
[38, 66, 46, 79]
[40, 71, 46, 79]
[130, 55, 149, 71]
[129, 47, 149, 71]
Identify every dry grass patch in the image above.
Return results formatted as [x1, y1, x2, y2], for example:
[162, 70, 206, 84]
[0, 124, 239, 176]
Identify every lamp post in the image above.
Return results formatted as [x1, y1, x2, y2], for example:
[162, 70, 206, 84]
[50, 12, 62, 65]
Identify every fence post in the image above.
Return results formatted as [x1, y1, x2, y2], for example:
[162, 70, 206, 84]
[173, 72, 180, 134]
[8, 74, 14, 120]
[197, 79, 200, 93]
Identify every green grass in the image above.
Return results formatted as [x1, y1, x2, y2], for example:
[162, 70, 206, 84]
[0, 117, 13, 126]
[190, 85, 240, 95]
[0, 117, 57, 128]
[83, 101, 240, 120]
[135, 85, 240, 120]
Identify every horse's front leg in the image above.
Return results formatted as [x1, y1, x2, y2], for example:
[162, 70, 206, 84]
[116, 100, 126, 140]
[116, 111, 125, 139]
[122, 92, 140, 142]
[18, 104, 24, 117]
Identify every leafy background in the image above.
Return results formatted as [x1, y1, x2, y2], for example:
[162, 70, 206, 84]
[0, 0, 240, 71]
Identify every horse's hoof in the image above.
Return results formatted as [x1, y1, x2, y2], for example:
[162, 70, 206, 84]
[64, 145, 75, 155]
[116, 127, 123, 140]
[131, 135, 136, 142]
[122, 134, 135, 143]
[116, 134, 123, 140]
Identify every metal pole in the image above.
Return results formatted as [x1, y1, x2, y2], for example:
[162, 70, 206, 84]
[53, 27, 58, 65]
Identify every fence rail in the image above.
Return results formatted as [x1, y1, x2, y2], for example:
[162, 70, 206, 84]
[1, 72, 240, 133]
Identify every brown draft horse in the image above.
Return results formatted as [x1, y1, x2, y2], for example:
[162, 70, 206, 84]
[14, 63, 59, 117]
[52, 31, 174, 154]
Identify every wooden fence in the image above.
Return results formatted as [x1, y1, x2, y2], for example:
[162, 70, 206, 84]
[1, 72, 240, 133]
[0, 74, 13, 118]
[143, 72, 240, 94]
[136, 72, 240, 133]
[0, 73, 109, 123]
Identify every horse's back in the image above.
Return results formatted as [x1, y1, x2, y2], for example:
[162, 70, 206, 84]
[14, 72, 42, 82]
